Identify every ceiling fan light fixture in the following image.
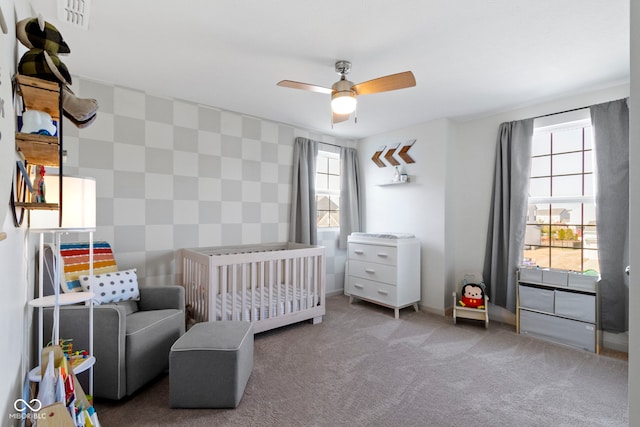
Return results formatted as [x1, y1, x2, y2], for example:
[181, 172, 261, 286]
[277, 60, 415, 125]
[331, 91, 357, 114]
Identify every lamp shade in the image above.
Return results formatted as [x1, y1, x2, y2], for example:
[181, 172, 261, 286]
[331, 91, 357, 114]
[29, 175, 96, 230]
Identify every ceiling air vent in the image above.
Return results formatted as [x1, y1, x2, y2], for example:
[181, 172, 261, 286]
[58, 0, 91, 30]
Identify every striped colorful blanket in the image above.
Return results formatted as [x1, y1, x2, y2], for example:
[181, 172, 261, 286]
[59, 241, 118, 292]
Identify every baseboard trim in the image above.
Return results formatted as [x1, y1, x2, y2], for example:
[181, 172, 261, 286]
[419, 304, 445, 316]
[602, 331, 629, 353]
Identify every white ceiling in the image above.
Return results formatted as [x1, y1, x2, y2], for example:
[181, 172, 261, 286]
[29, 0, 630, 139]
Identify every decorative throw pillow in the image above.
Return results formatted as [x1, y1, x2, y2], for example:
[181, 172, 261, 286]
[79, 269, 140, 305]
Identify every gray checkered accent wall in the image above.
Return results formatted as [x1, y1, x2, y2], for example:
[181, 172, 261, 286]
[61, 77, 350, 294]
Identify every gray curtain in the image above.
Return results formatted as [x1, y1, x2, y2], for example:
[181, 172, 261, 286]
[339, 146, 362, 248]
[591, 99, 629, 333]
[289, 137, 318, 245]
[483, 119, 534, 311]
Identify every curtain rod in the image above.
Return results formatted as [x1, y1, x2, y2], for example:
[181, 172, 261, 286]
[531, 97, 627, 120]
[533, 105, 591, 120]
[296, 137, 345, 149]
[318, 141, 345, 149]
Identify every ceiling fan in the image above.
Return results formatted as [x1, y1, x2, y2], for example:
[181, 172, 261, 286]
[277, 60, 416, 125]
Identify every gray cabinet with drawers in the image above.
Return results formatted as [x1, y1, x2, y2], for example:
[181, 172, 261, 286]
[517, 268, 600, 353]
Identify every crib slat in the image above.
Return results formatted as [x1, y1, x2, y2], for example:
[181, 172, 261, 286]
[231, 263, 238, 321]
[306, 256, 312, 308]
[241, 263, 247, 322]
[276, 259, 283, 316]
[251, 262, 257, 322]
[284, 258, 290, 315]
[313, 255, 319, 306]
[220, 265, 228, 321]
[266, 260, 277, 317]
[299, 257, 304, 312]
[287, 258, 298, 313]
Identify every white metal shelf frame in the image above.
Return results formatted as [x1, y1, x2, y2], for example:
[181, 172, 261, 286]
[29, 230, 96, 394]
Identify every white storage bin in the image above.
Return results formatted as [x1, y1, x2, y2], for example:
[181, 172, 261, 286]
[567, 273, 598, 292]
[520, 310, 596, 353]
[542, 269, 568, 286]
[555, 291, 596, 323]
[519, 285, 554, 313]
[519, 268, 543, 283]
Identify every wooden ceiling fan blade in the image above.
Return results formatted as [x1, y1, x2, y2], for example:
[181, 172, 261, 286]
[277, 80, 332, 94]
[332, 112, 350, 124]
[352, 71, 416, 95]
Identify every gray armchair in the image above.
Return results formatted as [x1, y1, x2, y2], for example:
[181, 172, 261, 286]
[41, 244, 185, 400]
[43, 287, 185, 400]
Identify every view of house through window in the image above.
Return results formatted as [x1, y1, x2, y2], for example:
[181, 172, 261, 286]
[316, 151, 340, 228]
[523, 118, 599, 273]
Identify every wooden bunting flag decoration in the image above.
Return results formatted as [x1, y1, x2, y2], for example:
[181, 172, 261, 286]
[371, 140, 417, 167]
[398, 139, 416, 164]
[371, 145, 386, 167]
[384, 143, 401, 166]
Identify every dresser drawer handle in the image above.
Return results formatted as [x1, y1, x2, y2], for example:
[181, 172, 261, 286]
[377, 253, 388, 258]
[365, 268, 376, 274]
[354, 250, 364, 255]
[354, 283, 364, 289]
[377, 290, 389, 296]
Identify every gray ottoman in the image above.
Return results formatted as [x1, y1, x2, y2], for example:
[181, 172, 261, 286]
[170, 321, 253, 408]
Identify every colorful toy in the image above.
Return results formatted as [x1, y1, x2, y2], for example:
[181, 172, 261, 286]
[459, 282, 486, 309]
[58, 338, 73, 356]
[71, 350, 90, 360]
[35, 165, 46, 203]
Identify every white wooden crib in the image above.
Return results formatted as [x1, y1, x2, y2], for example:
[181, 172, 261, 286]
[181, 242, 325, 333]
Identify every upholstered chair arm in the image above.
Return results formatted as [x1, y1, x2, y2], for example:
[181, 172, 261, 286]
[138, 285, 185, 312]
[42, 304, 128, 400]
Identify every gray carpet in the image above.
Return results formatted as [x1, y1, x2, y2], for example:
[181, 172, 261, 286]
[95, 295, 628, 426]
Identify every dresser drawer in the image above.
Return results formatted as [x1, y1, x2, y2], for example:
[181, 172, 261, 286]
[348, 243, 397, 266]
[348, 276, 398, 306]
[348, 260, 397, 284]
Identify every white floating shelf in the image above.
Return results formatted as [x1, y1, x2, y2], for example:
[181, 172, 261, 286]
[28, 356, 96, 382]
[28, 291, 95, 307]
[377, 176, 412, 186]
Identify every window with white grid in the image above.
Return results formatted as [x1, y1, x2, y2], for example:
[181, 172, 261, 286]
[523, 117, 599, 273]
[316, 151, 340, 228]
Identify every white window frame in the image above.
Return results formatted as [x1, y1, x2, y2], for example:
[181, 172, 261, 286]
[523, 111, 599, 272]
[316, 150, 340, 229]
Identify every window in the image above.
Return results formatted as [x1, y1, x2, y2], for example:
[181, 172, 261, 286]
[522, 117, 599, 273]
[316, 151, 340, 228]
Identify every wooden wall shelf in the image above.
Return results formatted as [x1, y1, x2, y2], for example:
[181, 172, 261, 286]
[15, 74, 61, 120]
[15, 133, 60, 166]
[14, 202, 59, 210]
[11, 74, 64, 227]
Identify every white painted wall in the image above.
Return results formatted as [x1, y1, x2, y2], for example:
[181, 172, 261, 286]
[627, 0, 639, 424]
[0, 216, 28, 424]
[358, 119, 454, 313]
[0, 0, 30, 423]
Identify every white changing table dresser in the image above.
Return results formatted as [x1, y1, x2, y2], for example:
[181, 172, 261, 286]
[346, 233, 421, 319]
